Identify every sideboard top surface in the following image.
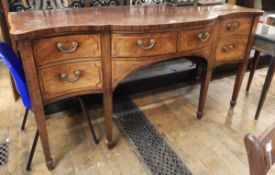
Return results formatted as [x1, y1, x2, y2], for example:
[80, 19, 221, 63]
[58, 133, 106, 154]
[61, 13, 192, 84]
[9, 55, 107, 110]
[8, 4, 263, 39]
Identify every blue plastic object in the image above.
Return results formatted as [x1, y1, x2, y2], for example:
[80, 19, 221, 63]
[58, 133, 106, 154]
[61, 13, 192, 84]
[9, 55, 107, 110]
[0, 42, 32, 109]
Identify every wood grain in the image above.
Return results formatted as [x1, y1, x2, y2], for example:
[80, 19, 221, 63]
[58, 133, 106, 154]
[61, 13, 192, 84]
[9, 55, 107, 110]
[178, 27, 214, 52]
[219, 16, 253, 37]
[215, 37, 249, 63]
[8, 4, 263, 169]
[112, 32, 177, 58]
[18, 40, 53, 170]
[230, 16, 260, 108]
[245, 122, 275, 175]
[33, 35, 101, 67]
[38, 60, 102, 103]
[101, 32, 113, 148]
[8, 4, 263, 40]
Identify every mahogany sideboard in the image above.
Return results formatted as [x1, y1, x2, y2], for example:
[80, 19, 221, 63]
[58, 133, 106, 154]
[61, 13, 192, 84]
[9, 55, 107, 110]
[8, 4, 262, 169]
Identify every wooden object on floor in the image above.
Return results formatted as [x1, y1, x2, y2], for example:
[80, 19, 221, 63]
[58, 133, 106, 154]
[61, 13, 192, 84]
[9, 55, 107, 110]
[246, 23, 275, 119]
[244, 122, 275, 175]
[8, 4, 262, 169]
[254, 58, 275, 120]
[266, 15, 275, 26]
[246, 16, 275, 92]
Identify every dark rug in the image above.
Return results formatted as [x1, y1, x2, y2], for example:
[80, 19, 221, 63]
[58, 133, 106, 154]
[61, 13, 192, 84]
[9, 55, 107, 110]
[114, 96, 192, 175]
[0, 139, 9, 166]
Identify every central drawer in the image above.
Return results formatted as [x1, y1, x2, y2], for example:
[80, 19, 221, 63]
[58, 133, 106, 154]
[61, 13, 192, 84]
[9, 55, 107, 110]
[33, 34, 101, 66]
[112, 32, 177, 58]
[178, 27, 214, 52]
[38, 61, 102, 102]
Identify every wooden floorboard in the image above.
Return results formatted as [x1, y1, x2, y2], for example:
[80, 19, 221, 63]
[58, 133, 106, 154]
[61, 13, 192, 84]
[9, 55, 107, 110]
[0, 62, 275, 175]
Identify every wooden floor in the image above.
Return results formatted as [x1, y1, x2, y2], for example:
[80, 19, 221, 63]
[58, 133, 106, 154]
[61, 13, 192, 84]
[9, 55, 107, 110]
[1, 62, 275, 175]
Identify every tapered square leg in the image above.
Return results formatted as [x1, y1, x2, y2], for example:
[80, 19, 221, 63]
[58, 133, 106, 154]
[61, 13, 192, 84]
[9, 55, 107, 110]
[230, 16, 260, 109]
[255, 57, 275, 120]
[230, 62, 248, 108]
[19, 41, 53, 170]
[197, 64, 213, 119]
[246, 50, 261, 92]
[104, 91, 114, 149]
[101, 32, 114, 149]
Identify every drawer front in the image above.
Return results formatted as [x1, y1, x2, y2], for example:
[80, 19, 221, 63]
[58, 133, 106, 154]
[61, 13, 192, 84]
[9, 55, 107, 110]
[112, 32, 177, 57]
[220, 17, 252, 37]
[39, 61, 102, 102]
[179, 28, 214, 52]
[215, 37, 248, 62]
[33, 35, 101, 66]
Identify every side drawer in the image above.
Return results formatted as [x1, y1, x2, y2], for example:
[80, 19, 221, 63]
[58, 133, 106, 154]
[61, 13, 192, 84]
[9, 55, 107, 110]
[33, 35, 101, 66]
[38, 61, 102, 102]
[178, 27, 214, 52]
[215, 37, 248, 62]
[220, 17, 252, 37]
[112, 32, 177, 58]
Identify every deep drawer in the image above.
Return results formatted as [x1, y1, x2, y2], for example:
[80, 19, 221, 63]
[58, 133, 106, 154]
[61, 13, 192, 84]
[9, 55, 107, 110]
[38, 61, 102, 102]
[215, 37, 249, 62]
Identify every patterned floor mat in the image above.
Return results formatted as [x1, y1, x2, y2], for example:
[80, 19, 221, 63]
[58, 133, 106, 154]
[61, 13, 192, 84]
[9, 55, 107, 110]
[114, 97, 192, 175]
[0, 139, 9, 166]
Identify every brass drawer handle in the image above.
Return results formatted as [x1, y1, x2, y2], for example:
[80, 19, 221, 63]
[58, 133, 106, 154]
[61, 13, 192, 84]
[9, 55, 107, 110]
[223, 44, 235, 53]
[60, 70, 81, 82]
[136, 38, 156, 50]
[57, 41, 79, 53]
[227, 22, 239, 31]
[198, 32, 210, 42]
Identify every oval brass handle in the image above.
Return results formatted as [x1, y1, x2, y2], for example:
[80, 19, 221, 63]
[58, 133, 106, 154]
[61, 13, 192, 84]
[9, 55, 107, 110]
[227, 22, 239, 31]
[223, 44, 235, 53]
[60, 70, 81, 83]
[57, 41, 79, 53]
[198, 32, 210, 42]
[136, 38, 156, 50]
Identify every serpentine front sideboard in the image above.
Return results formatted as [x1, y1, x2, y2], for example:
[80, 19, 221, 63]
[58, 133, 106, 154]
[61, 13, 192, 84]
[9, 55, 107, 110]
[8, 4, 262, 169]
